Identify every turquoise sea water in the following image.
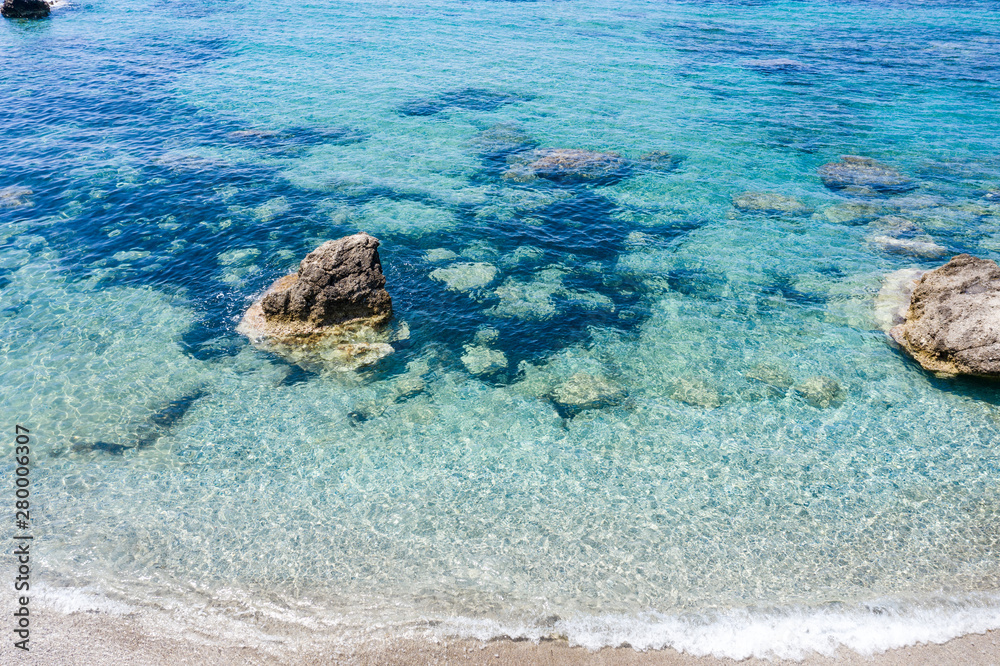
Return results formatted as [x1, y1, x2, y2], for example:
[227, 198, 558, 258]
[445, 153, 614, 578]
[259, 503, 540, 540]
[3, 0, 1000, 659]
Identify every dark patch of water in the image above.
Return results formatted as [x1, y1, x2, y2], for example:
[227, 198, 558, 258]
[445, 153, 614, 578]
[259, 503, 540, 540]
[666, 267, 726, 301]
[761, 271, 827, 308]
[397, 88, 532, 117]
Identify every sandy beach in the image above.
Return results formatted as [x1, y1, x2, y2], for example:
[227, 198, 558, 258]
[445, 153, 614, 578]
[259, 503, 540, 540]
[5, 608, 998, 666]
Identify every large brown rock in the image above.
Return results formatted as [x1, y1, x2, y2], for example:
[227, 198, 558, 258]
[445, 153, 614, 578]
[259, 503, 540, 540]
[2, 0, 50, 18]
[238, 233, 397, 370]
[259, 233, 391, 329]
[818, 156, 915, 194]
[889, 254, 1000, 377]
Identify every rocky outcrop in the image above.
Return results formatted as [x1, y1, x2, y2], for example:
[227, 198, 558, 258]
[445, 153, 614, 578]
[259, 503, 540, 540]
[818, 156, 915, 194]
[2, 0, 50, 18]
[238, 233, 397, 370]
[889, 254, 1000, 377]
[505, 148, 629, 184]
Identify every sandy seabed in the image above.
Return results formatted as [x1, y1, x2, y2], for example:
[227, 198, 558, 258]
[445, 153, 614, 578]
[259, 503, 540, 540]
[3, 608, 998, 666]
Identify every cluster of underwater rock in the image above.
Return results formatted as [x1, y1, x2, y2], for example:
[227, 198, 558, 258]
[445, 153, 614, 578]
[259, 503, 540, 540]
[811, 157, 1000, 378]
[722, 154, 1000, 380]
[236, 146, 1000, 419]
[810, 157, 1000, 378]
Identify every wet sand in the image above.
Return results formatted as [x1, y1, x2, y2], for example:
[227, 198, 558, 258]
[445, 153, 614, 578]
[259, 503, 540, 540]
[6, 608, 998, 665]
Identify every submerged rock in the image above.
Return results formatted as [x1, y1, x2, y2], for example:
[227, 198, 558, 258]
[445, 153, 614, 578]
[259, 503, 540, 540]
[868, 215, 920, 236]
[474, 327, 500, 345]
[471, 123, 537, 157]
[869, 234, 948, 259]
[225, 126, 364, 150]
[875, 267, 925, 332]
[793, 376, 844, 408]
[635, 150, 682, 173]
[818, 156, 915, 194]
[670, 377, 722, 408]
[745, 362, 794, 392]
[0, 186, 33, 208]
[501, 245, 545, 267]
[238, 233, 396, 371]
[424, 248, 459, 263]
[732, 191, 811, 216]
[551, 372, 625, 412]
[429, 262, 498, 291]
[71, 388, 208, 454]
[488, 268, 564, 320]
[812, 202, 885, 225]
[2, 0, 49, 18]
[894, 194, 946, 210]
[889, 254, 1000, 377]
[865, 216, 947, 260]
[506, 148, 630, 184]
[461, 344, 508, 376]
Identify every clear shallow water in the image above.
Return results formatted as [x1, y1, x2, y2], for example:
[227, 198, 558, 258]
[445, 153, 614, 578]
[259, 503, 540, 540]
[3, 0, 1000, 659]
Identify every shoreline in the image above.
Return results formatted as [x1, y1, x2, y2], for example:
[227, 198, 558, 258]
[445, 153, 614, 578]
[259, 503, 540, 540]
[8, 607, 999, 665]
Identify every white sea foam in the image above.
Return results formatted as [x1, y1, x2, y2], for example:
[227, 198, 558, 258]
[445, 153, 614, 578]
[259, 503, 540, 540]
[438, 597, 1000, 661]
[34, 583, 132, 616]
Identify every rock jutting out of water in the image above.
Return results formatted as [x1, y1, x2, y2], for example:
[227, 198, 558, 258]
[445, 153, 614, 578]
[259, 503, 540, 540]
[504, 148, 630, 185]
[732, 191, 812, 216]
[889, 254, 1000, 377]
[818, 156, 916, 194]
[238, 233, 398, 371]
[1, 0, 49, 18]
